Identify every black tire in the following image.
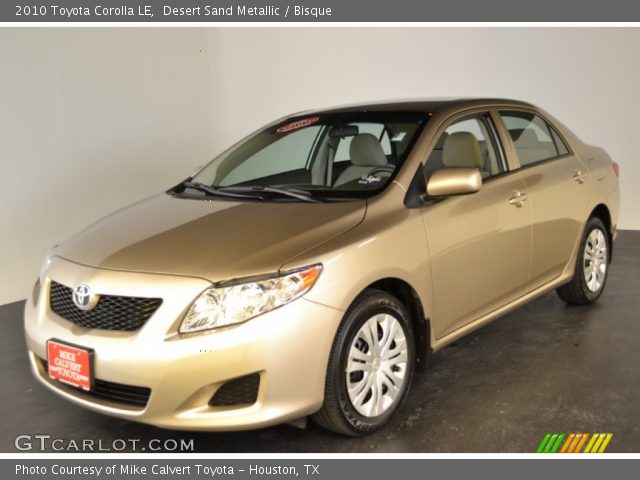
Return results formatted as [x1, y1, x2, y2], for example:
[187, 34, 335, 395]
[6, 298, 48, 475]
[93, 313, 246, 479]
[556, 217, 610, 305]
[312, 289, 415, 436]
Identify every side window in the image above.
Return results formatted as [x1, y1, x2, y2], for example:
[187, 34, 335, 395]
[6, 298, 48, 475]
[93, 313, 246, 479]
[424, 115, 504, 180]
[220, 126, 320, 186]
[499, 111, 570, 167]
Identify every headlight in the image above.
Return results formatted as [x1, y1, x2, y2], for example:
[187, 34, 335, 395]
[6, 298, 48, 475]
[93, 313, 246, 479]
[180, 264, 323, 333]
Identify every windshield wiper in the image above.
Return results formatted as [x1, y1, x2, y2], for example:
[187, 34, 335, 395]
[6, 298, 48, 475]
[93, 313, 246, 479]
[182, 181, 263, 201]
[220, 186, 321, 203]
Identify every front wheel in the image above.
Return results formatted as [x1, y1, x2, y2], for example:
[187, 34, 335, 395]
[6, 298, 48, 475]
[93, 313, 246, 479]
[312, 289, 415, 436]
[556, 217, 610, 305]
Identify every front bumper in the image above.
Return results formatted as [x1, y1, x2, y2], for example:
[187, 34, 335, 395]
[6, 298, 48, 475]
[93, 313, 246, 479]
[24, 257, 343, 431]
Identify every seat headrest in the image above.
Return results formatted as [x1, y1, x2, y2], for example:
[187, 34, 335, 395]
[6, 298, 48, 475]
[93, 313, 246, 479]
[349, 133, 388, 167]
[509, 129, 524, 141]
[442, 132, 482, 168]
[512, 129, 539, 147]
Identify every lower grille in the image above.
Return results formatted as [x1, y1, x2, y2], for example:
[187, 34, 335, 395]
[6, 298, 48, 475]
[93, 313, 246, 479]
[40, 358, 151, 408]
[49, 281, 162, 331]
[209, 373, 260, 407]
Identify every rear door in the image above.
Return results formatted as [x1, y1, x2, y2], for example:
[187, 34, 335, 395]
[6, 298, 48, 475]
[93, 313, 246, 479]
[496, 110, 591, 287]
[422, 111, 533, 338]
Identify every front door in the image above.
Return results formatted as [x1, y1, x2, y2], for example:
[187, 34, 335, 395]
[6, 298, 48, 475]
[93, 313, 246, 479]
[422, 113, 533, 338]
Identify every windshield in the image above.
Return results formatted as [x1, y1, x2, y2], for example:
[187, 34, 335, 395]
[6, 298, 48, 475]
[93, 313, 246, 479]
[186, 112, 428, 201]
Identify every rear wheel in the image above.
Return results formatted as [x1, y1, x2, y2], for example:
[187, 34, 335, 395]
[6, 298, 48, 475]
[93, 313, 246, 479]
[556, 217, 610, 305]
[313, 289, 415, 436]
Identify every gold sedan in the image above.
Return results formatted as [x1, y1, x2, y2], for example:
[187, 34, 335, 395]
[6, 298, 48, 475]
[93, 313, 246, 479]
[25, 99, 620, 435]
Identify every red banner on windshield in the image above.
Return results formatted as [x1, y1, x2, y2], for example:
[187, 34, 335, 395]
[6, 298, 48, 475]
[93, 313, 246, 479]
[276, 116, 320, 133]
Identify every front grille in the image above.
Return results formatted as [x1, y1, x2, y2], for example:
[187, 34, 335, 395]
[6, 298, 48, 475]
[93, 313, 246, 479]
[49, 281, 162, 331]
[209, 373, 260, 407]
[40, 358, 151, 408]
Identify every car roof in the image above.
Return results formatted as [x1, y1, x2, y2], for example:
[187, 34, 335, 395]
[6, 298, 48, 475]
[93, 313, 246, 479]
[306, 98, 535, 115]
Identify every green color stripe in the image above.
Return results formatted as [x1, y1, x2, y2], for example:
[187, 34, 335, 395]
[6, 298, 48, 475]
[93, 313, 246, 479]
[550, 433, 566, 453]
[544, 433, 559, 453]
[537, 433, 552, 453]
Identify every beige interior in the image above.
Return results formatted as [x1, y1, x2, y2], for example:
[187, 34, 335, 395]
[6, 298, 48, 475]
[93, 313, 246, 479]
[511, 129, 558, 165]
[442, 132, 483, 169]
[334, 133, 390, 186]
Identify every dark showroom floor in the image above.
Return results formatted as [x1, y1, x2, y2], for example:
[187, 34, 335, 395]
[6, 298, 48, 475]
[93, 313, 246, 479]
[1, 231, 638, 453]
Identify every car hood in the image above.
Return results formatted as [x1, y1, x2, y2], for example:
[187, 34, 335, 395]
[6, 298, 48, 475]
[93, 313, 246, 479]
[55, 193, 366, 282]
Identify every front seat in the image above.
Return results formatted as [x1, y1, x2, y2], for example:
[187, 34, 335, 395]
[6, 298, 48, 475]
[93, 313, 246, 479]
[334, 133, 391, 186]
[442, 131, 483, 169]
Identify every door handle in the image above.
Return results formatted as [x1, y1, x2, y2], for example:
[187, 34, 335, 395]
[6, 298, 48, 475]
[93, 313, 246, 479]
[508, 190, 528, 207]
[573, 170, 586, 184]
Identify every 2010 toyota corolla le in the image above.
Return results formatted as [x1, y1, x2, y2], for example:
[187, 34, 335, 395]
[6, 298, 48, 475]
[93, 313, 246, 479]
[25, 98, 620, 435]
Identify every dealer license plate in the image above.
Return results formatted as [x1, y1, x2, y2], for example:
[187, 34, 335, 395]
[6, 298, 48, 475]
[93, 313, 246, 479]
[46, 339, 94, 391]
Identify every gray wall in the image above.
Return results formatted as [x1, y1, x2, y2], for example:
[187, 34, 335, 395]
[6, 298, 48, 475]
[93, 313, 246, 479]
[1, 28, 638, 305]
[0, 29, 218, 305]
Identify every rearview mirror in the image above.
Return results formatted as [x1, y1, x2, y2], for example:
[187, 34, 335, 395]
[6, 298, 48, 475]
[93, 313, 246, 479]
[329, 125, 359, 138]
[426, 167, 482, 197]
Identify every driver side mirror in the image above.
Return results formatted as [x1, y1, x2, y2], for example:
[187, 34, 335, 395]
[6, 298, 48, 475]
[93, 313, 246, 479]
[426, 167, 482, 197]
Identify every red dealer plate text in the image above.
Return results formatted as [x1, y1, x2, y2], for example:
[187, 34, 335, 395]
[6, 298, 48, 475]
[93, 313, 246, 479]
[47, 340, 93, 391]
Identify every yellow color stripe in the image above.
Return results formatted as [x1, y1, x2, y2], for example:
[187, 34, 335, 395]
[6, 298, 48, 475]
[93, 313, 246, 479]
[591, 434, 606, 453]
[560, 434, 576, 453]
[583, 434, 598, 453]
[598, 433, 613, 453]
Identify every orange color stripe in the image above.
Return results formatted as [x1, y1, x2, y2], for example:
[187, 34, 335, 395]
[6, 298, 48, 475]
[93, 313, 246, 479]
[575, 433, 589, 453]
[567, 434, 582, 453]
[560, 434, 576, 453]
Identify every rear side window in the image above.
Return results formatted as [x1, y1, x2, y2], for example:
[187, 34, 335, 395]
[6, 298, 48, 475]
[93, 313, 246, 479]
[499, 111, 570, 167]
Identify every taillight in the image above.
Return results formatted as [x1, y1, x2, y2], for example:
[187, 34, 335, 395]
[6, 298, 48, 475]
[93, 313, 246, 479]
[612, 162, 620, 177]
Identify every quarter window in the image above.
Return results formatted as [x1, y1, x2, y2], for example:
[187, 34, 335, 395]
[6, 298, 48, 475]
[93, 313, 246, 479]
[499, 111, 570, 167]
[550, 127, 569, 156]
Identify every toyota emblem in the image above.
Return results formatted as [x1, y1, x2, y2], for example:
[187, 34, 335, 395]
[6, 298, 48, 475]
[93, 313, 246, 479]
[72, 284, 99, 311]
